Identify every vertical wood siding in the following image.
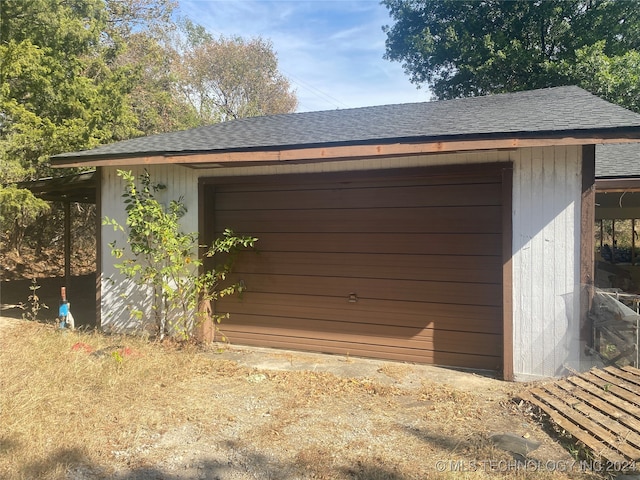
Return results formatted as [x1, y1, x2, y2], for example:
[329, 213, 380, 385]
[100, 165, 201, 332]
[511, 146, 582, 380]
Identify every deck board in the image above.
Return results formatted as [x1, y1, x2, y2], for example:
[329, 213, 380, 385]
[521, 367, 640, 462]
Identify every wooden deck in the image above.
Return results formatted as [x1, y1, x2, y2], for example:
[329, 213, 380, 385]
[521, 366, 640, 462]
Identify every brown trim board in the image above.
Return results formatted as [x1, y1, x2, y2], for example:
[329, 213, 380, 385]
[502, 165, 514, 381]
[581, 145, 596, 349]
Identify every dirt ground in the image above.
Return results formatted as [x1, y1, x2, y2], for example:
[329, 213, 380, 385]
[1, 312, 605, 480]
[0, 271, 611, 480]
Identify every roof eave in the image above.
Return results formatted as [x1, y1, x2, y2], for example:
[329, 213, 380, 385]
[51, 128, 640, 168]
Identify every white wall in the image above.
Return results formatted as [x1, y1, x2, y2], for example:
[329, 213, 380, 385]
[511, 146, 583, 380]
[100, 146, 585, 379]
[100, 166, 202, 333]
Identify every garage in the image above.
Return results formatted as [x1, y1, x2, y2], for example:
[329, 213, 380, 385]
[203, 163, 507, 372]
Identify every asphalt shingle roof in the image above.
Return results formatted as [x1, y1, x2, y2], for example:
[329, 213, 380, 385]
[596, 143, 640, 178]
[53, 86, 640, 162]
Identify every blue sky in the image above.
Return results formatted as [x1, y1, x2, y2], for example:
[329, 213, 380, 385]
[176, 0, 430, 112]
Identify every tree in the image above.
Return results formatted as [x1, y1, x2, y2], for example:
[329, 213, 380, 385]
[0, 186, 49, 254]
[176, 23, 298, 123]
[570, 41, 640, 113]
[105, 1, 201, 135]
[382, 0, 640, 109]
[0, 0, 190, 260]
[0, 0, 140, 183]
[0, 0, 295, 268]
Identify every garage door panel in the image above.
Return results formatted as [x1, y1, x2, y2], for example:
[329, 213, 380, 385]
[222, 331, 501, 371]
[220, 314, 501, 357]
[219, 293, 502, 334]
[228, 273, 502, 306]
[215, 206, 502, 234]
[215, 183, 502, 210]
[225, 232, 502, 256]
[214, 174, 501, 194]
[230, 252, 503, 284]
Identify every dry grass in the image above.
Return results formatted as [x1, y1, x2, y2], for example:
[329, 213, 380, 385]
[0, 319, 602, 480]
[0, 320, 223, 479]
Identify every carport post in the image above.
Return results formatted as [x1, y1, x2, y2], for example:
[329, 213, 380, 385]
[64, 199, 71, 288]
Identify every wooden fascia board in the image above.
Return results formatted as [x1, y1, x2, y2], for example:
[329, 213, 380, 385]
[596, 178, 640, 192]
[52, 135, 640, 168]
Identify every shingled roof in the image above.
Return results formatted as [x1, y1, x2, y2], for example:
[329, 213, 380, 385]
[596, 143, 640, 178]
[52, 86, 640, 166]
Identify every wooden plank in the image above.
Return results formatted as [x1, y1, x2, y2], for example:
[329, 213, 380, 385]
[529, 387, 633, 460]
[577, 372, 640, 412]
[215, 205, 503, 234]
[622, 365, 640, 376]
[581, 145, 596, 348]
[543, 384, 640, 456]
[588, 369, 640, 397]
[556, 380, 640, 443]
[501, 165, 513, 380]
[567, 375, 640, 420]
[604, 366, 640, 388]
[54, 136, 640, 168]
[521, 390, 628, 463]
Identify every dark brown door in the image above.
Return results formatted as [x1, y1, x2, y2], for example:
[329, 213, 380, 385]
[204, 165, 504, 371]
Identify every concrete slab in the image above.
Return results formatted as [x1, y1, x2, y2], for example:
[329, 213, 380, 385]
[211, 343, 506, 393]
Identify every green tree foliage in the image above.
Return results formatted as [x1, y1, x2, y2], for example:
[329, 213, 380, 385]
[104, 170, 257, 339]
[1, 0, 294, 264]
[571, 42, 640, 113]
[0, 0, 140, 183]
[0, 0, 158, 261]
[382, 0, 640, 109]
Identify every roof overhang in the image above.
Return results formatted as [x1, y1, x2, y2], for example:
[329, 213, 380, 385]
[51, 129, 640, 169]
[17, 171, 97, 203]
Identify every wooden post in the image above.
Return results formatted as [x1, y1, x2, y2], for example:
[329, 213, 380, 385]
[64, 200, 71, 287]
[581, 145, 596, 351]
[612, 219, 617, 263]
[600, 219, 603, 250]
[633, 219, 636, 266]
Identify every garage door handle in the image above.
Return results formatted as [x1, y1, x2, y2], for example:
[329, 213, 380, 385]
[348, 293, 358, 303]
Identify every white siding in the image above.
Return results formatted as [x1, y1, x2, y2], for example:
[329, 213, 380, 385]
[100, 146, 585, 379]
[100, 165, 202, 333]
[511, 146, 582, 380]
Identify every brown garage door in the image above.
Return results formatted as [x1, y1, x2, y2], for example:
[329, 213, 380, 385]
[204, 164, 505, 371]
